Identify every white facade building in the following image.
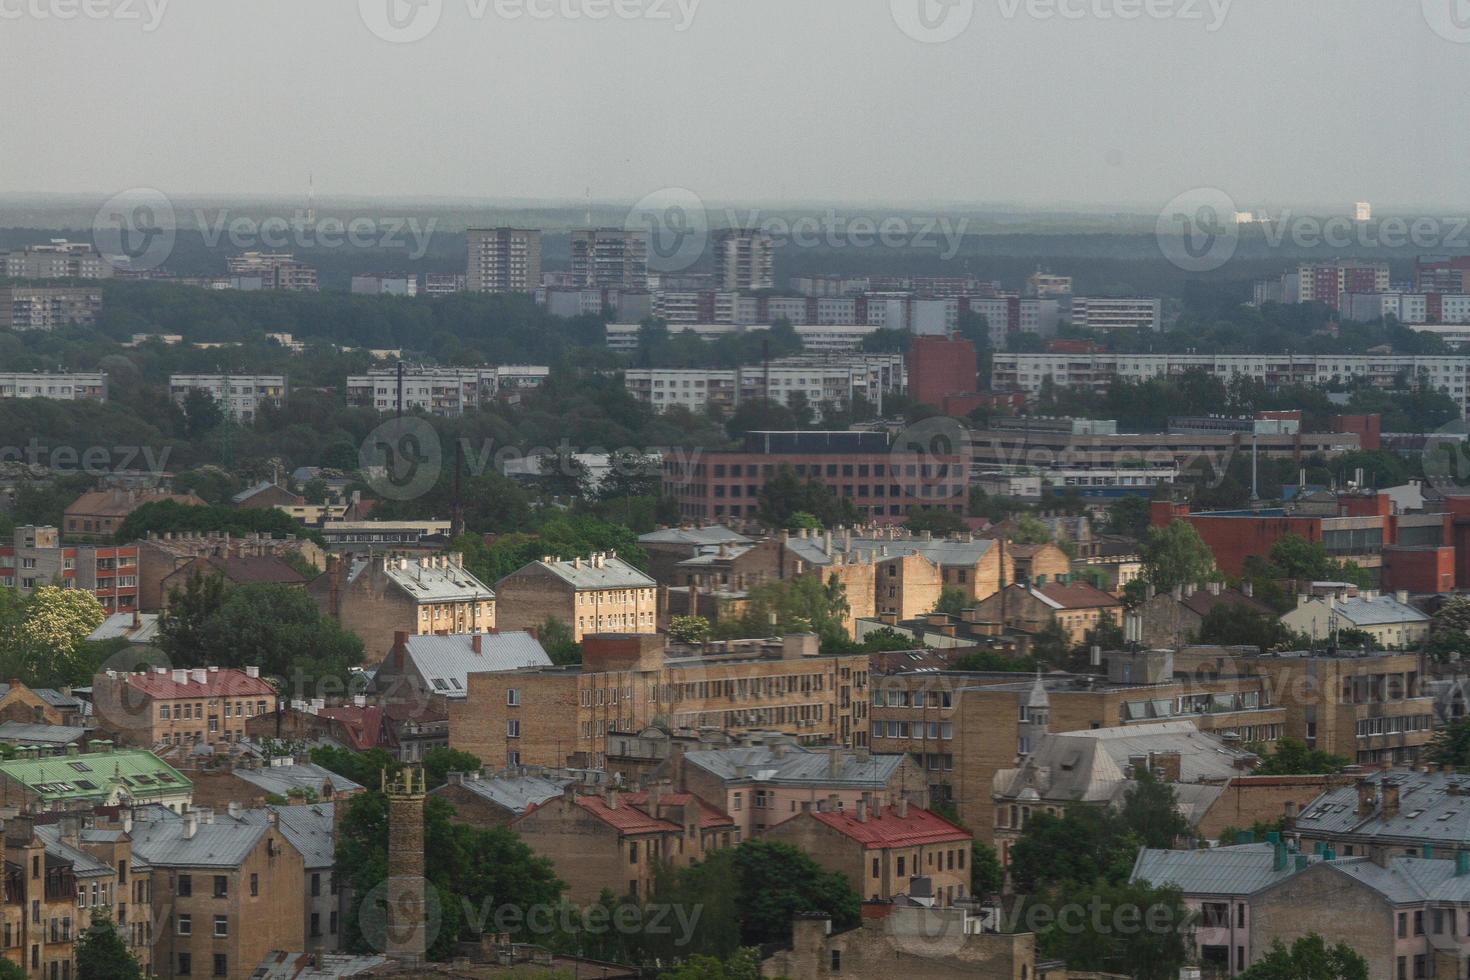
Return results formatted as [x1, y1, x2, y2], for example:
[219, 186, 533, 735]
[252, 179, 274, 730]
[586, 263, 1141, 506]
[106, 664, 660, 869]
[345, 366, 550, 416]
[1068, 297, 1162, 332]
[0, 372, 108, 401]
[169, 375, 287, 421]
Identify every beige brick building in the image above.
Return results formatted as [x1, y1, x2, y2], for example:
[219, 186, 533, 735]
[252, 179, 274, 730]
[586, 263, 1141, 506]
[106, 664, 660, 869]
[511, 787, 734, 902]
[92, 667, 278, 748]
[762, 800, 973, 905]
[312, 553, 496, 662]
[494, 553, 656, 642]
[449, 634, 869, 770]
[968, 582, 1122, 645]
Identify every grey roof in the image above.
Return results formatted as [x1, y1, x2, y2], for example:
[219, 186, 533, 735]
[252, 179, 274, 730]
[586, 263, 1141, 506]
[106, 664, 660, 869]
[87, 612, 161, 644]
[232, 481, 284, 504]
[684, 744, 907, 787]
[130, 810, 270, 868]
[252, 950, 390, 979]
[677, 544, 757, 567]
[640, 526, 752, 547]
[1334, 596, 1432, 626]
[33, 825, 114, 877]
[232, 762, 363, 800]
[0, 722, 86, 746]
[1132, 844, 1319, 896]
[514, 555, 655, 590]
[1331, 854, 1470, 904]
[1297, 771, 1470, 845]
[238, 803, 335, 869]
[401, 632, 552, 697]
[351, 556, 495, 602]
[432, 772, 572, 814]
[785, 534, 996, 569]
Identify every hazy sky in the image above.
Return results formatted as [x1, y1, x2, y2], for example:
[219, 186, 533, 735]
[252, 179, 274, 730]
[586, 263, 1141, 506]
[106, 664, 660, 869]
[2, 0, 1468, 211]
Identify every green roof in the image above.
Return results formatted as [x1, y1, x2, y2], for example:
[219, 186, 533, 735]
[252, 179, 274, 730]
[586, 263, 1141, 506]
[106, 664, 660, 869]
[0, 749, 192, 803]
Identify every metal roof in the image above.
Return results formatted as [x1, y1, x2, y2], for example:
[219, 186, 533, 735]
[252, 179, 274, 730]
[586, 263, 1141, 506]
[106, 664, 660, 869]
[33, 825, 114, 878]
[516, 555, 656, 590]
[232, 763, 363, 800]
[129, 810, 271, 868]
[785, 535, 996, 569]
[432, 772, 572, 814]
[87, 612, 161, 644]
[1334, 595, 1432, 626]
[639, 526, 752, 547]
[1133, 844, 1323, 896]
[684, 744, 906, 787]
[403, 632, 552, 697]
[1297, 771, 1470, 844]
[238, 804, 335, 869]
[0, 749, 190, 802]
[0, 722, 86, 746]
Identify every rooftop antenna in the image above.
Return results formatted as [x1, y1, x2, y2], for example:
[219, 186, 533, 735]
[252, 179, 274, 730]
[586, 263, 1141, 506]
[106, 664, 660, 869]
[585, 185, 593, 228]
[306, 173, 317, 226]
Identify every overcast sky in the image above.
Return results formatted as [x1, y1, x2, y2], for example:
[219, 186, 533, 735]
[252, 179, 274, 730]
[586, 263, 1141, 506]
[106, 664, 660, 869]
[2, 0, 1467, 211]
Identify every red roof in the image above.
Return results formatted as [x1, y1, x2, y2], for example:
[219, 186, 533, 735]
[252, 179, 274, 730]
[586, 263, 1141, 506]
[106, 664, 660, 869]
[118, 668, 275, 700]
[574, 795, 682, 836]
[314, 705, 387, 751]
[811, 805, 972, 850]
[1036, 582, 1121, 610]
[622, 792, 734, 830]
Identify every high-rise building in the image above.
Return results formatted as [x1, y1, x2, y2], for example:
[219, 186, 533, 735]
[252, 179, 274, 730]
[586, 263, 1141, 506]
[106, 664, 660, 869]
[466, 228, 542, 293]
[0, 286, 103, 329]
[1, 241, 112, 280]
[712, 229, 774, 291]
[169, 374, 288, 421]
[570, 229, 648, 289]
[225, 252, 319, 291]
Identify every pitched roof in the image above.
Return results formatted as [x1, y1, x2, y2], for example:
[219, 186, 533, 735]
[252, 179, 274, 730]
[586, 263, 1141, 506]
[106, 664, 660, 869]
[510, 555, 655, 591]
[683, 744, 907, 788]
[433, 772, 572, 814]
[1334, 595, 1432, 627]
[785, 535, 996, 570]
[238, 803, 336, 868]
[129, 809, 271, 868]
[65, 489, 205, 518]
[33, 825, 115, 878]
[810, 805, 972, 849]
[180, 555, 308, 585]
[231, 762, 362, 800]
[87, 612, 161, 644]
[0, 722, 87, 746]
[1035, 581, 1120, 610]
[572, 794, 682, 835]
[355, 556, 496, 603]
[1132, 844, 1321, 896]
[1296, 770, 1470, 844]
[639, 526, 752, 547]
[112, 667, 275, 700]
[397, 632, 552, 697]
[620, 791, 734, 830]
[231, 481, 304, 505]
[1181, 588, 1274, 618]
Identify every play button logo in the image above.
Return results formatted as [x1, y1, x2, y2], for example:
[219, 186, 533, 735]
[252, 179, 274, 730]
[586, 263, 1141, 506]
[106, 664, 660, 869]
[360, 0, 443, 43]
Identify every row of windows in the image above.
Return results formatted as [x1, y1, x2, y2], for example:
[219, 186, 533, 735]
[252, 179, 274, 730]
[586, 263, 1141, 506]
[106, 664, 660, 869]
[160, 700, 269, 721]
[871, 721, 954, 740]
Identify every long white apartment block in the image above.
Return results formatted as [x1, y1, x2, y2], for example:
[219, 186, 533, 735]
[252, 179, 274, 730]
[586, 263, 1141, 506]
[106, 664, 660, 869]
[168, 375, 287, 421]
[993, 352, 1470, 416]
[0, 372, 108, 401]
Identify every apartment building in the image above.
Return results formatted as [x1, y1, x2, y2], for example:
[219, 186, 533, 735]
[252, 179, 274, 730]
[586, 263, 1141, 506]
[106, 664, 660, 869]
[422, 273, 465, 295]
[1068, 296, 1162, 332]
[344, 365, 549, 416]
[868, 652, 1286, 836]
[606, 320, 882, 353]
[1281, 593, 1432, 650]
[993, 352, 1470, 416]
[168, 375, 287, 422]
[135, 531, 325, 611]
[1292, 769, 1470, 861]
[374, 630, 552, 702]
[570, 229, 649, 290]
[712, 230, 774, 291]
[0, 371, 106, 401]
[623, 355, 905, 418]
[968, 581, 1123, 645]
[130, 805, 306, 980]
[225, 252, 318, 292]
[673, 740, 926, 839]
[1342, 291, 1470, 326]
[1173, 646, 1434, 765]
[0, 746, 192, 813]
[494, 553, 656, 642]
[1, 242, 111, 280]
[0, 287, 103, 330]
[448, 633, 870, 770]
[512, 787, 735, 903]
[0, 526, 140, 613]
[349, 273, 418, 296]
[663, 430, 970, 523]
[763, 800, 973, 905]
[92, 667, 278, 750]
[317, 520, 451, 551]
[466, 228, 542, 293]
[313, 553, 495, 661]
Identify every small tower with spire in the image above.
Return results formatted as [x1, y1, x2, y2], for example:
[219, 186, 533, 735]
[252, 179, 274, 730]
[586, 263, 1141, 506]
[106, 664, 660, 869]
[1020, 669, 1050, 756]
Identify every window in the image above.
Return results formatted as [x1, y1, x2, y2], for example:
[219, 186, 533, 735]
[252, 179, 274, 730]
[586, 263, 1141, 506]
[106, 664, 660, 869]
[629, 843, 639, 864]
[213, 954, 227, 978]
[310, 913, 321, 937]
[897, 857, 905, 877]
[213, 916, 227, 937]
[177, 914, 192, 936]
[178, 874, 192, 897]
[830, 950, 841, 972]
[213, 875, 227, 898]
[178, 954, 190, 976]
[507, 719, 521, 738]
[507, 689, 520, 706]
[311, 873, 321, 897]
[872, 858, 880, 878]
[250, 873, 258, 897]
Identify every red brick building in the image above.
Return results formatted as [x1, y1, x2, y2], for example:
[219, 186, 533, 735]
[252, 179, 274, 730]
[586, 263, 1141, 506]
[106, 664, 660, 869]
[907, 336, 978, 411]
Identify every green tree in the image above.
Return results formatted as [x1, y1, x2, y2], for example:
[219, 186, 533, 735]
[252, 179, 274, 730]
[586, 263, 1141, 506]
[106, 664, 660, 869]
[1007, 514, 1054, 545]
[1250, 737, 1349, 775]
[656, 950, 763, 980]
[1031, 879, 1192, 980]
[932, 585, 968, 617]
[1195, 603, 1296, 653]
[422, 747, 481, 789]
[668, 616, 713, 645]
[718, 575, 852, 653]
[1237, 934, 1369, 980]
[1429, 719, 1470, 768]
[971, 841, 1003, 898]
[905, 507, 970, 536]
[1105, 495, 1152, 539]
[74, 910, 143, 979]
[310, 746, 402, 789]
[756, 467, 859, 530]
[538, 616, 581, 666]
[727, 841, 860, 947]
[1140, 521, 1216, 591]
[182, 387, 224, 437]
